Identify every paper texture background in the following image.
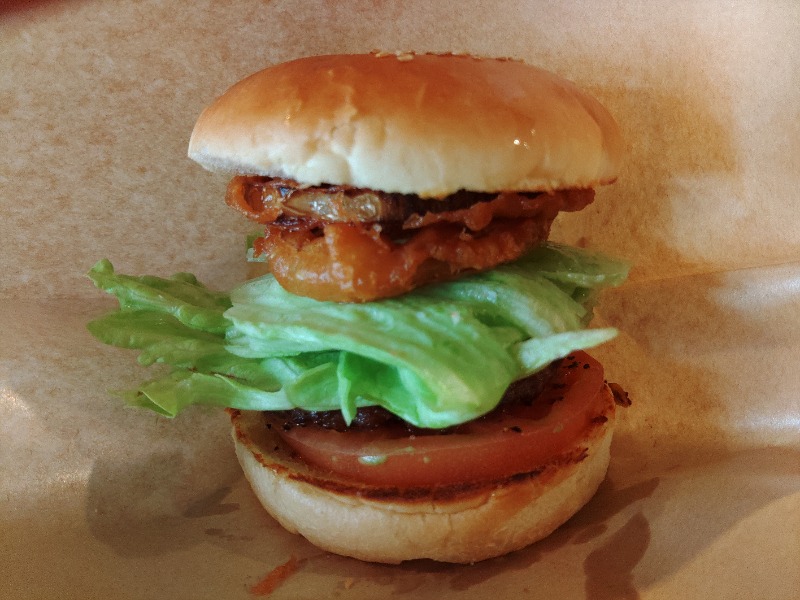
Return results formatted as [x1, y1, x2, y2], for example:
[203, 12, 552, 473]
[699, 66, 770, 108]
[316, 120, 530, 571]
[2, 1, 798, 598]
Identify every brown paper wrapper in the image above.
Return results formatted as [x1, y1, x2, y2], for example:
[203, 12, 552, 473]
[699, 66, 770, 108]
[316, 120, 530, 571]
[2, 1, 798, 598]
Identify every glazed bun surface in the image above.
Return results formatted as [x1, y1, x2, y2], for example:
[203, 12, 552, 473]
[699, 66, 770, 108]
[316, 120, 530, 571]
[189, 53, 623, 198]
[228, 385, 616, 564]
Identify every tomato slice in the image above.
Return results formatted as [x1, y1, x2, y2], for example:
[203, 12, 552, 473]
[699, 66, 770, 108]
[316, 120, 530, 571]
[269, 352, 612, 487]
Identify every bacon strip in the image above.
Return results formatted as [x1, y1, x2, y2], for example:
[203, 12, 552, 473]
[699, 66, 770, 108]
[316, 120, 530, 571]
[233, 177, 594, 302]
[402, 188, 593, 231]
[255, 216, 549, 302]
[226, 176, 593, 229]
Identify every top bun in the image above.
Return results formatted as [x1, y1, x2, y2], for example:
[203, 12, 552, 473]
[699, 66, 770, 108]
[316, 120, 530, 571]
[188, 53, 623, 198]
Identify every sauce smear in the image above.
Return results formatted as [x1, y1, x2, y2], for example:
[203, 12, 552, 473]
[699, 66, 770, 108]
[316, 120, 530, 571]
[249, 555, 302, 597]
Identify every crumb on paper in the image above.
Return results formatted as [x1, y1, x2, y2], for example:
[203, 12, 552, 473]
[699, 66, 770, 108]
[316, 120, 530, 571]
[608, 382, 633, 407]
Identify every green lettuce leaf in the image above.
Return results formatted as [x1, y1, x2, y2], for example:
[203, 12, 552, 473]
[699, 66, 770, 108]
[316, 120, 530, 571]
[87, 243, 628, 427]
[88, 259, 231, 333]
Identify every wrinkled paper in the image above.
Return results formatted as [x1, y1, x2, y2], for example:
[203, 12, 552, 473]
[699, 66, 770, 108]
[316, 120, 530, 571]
[1, 1, 798, 598]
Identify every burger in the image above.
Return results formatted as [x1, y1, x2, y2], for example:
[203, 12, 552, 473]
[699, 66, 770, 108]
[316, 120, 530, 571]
[88, 52, 629, 564]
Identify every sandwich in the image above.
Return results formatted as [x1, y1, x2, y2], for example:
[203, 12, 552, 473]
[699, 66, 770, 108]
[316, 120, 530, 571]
[88, 52, 629, 563]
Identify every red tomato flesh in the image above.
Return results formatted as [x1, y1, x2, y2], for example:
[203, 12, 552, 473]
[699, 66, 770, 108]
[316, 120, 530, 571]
[270, 351, 610, 487]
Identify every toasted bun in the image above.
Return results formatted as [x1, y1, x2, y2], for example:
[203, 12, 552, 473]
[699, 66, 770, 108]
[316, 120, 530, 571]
[228, 385, 615, 564]
[189, 53, 623, 198]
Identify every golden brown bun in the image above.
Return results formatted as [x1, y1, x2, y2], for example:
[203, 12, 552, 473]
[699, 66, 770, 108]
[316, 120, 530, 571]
[228, 385, 615, 564]
[189, 53, 623, 198]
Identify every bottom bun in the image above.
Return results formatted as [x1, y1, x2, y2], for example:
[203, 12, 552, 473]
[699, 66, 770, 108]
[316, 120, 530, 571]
[229, 385, 615, 564]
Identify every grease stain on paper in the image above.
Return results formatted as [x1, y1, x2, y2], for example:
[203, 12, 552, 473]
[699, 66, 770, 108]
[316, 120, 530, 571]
[183, 485, 240, 517]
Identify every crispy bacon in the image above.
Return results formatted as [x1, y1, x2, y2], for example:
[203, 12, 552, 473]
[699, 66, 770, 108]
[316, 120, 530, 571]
[232, 176, 594, 302]
[254, 217, 554, 302]
[402, 188, 593, 231]
[225, 176, 568, 230]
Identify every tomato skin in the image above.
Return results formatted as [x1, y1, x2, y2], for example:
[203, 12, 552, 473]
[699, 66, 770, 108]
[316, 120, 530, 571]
[268, 352, 612, 488]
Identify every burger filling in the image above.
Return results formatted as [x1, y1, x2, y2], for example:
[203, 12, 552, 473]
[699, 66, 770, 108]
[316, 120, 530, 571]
[227, 176, 594, 302]
[259, 351, 618, 488]
[87, 242, 628, 432]
[273, 361, 561, 434]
